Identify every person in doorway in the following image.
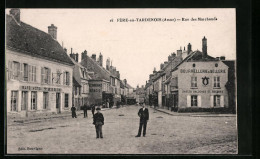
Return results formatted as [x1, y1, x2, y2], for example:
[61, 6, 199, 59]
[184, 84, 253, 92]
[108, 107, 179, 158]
[83, 102, 88, 118]
[136, 103, 149, 137]
[93, 107, 104, 138]
[91, 104, 95, 117]
[71, 105, 77, 118]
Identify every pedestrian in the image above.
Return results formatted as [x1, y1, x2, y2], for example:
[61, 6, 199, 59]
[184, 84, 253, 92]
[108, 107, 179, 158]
[71, 105, 77, 118]
[93, 107, 104, 139]
[135, 103, 149, 137]
[91, 104, 95, 117]
[83, 102, 88, 118]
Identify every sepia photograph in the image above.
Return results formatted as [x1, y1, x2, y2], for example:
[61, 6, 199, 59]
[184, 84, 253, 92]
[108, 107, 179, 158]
[5, 8, 237, 154]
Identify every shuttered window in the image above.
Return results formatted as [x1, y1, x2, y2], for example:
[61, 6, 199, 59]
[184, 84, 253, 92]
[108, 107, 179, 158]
[63, 71, 70, 86]
[13, 61, 20, 80]
[41, 67, 51, 84]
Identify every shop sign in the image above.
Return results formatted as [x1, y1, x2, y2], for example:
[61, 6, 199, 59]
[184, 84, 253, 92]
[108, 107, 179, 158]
[180, 69, 226, 73]
[20, 86, 61, 92]
[182, 89, 224, 94]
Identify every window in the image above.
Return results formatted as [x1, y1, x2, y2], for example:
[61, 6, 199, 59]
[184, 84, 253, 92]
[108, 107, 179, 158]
[41, 67, 51, 84]
[191, 77, 197, 88]
[191, 95, 198, 107]
[64, 94, 69, 108]
[13, 62, 20, 80]
[214, 76, 220, 88]
[75, 87, 78, 95]
[43, 92, 49, 109]
[64, 71, 70, 85]
[23, 64, 29, 81]
[21, 91, 28, 111]
[31, 91, 37, 110]
[214, 95, 221, 107]
[30, 66, 36, 82]
[11, 91, 18, 111]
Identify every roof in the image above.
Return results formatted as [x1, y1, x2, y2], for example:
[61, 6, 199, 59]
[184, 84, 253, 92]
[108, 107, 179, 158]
[171, 50, 217, 72]
[126, 83, 133, 89]
[6, 15, 74, 66]
[80, 55, 111, 81]
[222, 60, 235, 70]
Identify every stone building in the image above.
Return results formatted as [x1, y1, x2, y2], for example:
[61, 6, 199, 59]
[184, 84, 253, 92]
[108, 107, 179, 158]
[69, 52, 91, 110]
[6, 9, 74, 117]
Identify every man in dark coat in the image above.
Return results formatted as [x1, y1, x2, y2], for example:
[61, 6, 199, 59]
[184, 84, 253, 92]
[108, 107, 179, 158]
[91, 104, 95, 117]
[83, 103, 88, 118]
[93, 107, 104, 138]
[136, 103, 149, 137]
[71, 105, 77, 118]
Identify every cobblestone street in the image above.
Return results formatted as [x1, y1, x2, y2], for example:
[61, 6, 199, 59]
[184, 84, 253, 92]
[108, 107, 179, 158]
[7, 105, 237, 154]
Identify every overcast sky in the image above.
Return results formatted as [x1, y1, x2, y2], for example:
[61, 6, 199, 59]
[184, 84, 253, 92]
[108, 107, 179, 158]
[6, 9, 236, 88]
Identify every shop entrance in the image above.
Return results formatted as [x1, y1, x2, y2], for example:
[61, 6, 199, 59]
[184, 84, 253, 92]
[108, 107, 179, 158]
[56, 93, 61, 113]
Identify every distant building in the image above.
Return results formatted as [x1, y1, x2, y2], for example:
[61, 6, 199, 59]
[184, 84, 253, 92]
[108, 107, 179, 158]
[69, 54, 91, 110]
[6, 9, 74, 117]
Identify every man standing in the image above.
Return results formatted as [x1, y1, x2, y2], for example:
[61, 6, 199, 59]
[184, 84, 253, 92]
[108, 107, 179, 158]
[71, 105, 77, 118]
[93, 107, 104, 139]
[136, 103, 149, 137]
[91, 104, 95, 117]
[83, 102, 88, 118]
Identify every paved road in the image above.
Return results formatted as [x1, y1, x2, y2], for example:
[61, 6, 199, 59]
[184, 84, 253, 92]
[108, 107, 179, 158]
[7, 105, 237, 154]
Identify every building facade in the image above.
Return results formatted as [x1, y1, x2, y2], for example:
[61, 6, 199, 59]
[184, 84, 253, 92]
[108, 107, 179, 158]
[6, 9, 74, 117]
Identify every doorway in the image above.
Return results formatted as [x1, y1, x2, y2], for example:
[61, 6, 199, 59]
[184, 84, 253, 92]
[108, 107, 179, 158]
[56, 93, 61, 113]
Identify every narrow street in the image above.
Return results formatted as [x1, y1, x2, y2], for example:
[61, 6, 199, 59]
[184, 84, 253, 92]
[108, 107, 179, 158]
[7, 105, 237, 154]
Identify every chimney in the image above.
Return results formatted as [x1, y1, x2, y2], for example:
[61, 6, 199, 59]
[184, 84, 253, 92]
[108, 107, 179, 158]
[202, 36, 207, 58]
[91, 54, 96, 61]
[164, 61, 168, 67]
[187, 43, 192, 54]
[64, 48, 67, 53]
[10, 9, 20, 24]
[48, 24, 57, 40]
[70, 48, 74, 59]
[75, 53, 78, 62]
[171, 53, 176, 58]
[124, 79, 127, 85]
[177, 47, 182, 57]
[220, 56, 225, 60]
[153, 67, 157, 74]
[160, 63, 164, 70]
[184, 46, 186, 51]
[106, 58, 110, 70]
[99, 53, 103, 66]
[81, 50, 87, 61]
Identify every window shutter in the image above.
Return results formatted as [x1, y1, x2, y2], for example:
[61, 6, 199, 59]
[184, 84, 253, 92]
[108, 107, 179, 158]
[220, 95, 224, 107]
[41, 67, 44, 83]
[8, 61, 13, 80]
[63, 71, 66, 85]
[198, 95, 201, 107]
[48, 68, 51, 84]
[20, 63, 23, 81]
[68, 72, 70, 85]
[210, 95, 214, 107]
[187, 95, 191, 107]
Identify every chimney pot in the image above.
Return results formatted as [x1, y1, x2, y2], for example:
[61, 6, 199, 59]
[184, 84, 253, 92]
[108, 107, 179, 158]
[91, 54, 96, 61]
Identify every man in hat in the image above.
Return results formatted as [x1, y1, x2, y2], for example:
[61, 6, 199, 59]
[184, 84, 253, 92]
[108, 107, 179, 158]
[91, 104, 95, 117]
[83, 102, 88, 118]
[93, 107, 104, 138]
[136, 103, 149, 137]
[71, 105, 77, 118]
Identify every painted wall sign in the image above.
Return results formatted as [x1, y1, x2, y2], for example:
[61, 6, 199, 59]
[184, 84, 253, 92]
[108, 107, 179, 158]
[20, 86, 61, 92]
[180, 69, 226, 73]
[202, 76, 210, 85]
[182, 90, 224, 94]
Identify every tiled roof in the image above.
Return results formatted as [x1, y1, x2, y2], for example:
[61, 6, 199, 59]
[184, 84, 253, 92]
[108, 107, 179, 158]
[6, 15, 74, 66]
[80, 56, 111, 81]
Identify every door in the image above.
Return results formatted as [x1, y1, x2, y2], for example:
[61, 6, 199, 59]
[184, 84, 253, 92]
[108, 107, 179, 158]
[173, 94, 178, 111]
[56, 93, 60, 113]
[21, 91, 28, 111]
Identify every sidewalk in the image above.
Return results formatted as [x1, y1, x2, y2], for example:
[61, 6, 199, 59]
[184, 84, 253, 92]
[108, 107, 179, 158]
[151, 106, 236, 117]
[7, 106, 117, 125]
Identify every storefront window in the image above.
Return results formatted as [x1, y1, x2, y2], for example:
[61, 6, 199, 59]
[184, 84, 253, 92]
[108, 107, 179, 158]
[214, 95, 221, 107]
[11, 91, 18, 111]
[191, 95, 198, 106]
[65, 94, 69, 108]
[31, 91, 37, 110]
[43, 92, 49, 109]
[21, 91, 28, 110]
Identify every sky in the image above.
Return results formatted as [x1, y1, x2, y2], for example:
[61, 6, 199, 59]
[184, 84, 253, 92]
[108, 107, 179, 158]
[6, 9, 236, 88]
